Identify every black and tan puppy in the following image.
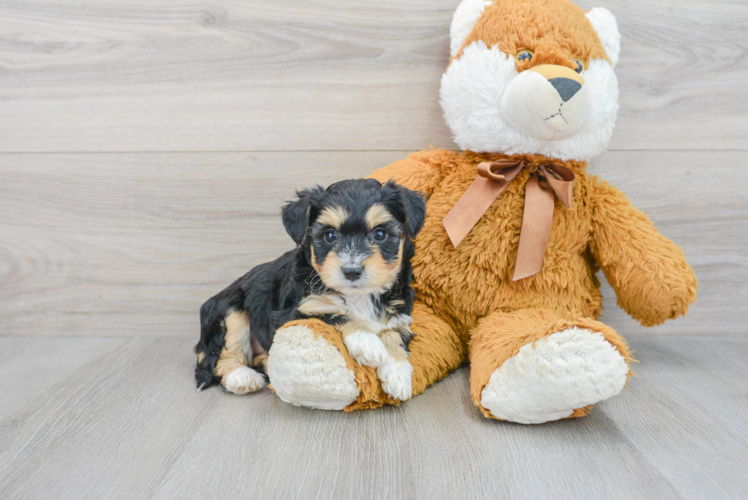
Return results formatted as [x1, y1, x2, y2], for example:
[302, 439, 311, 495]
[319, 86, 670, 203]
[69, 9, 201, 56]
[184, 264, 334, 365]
[194, 178, 426, 400]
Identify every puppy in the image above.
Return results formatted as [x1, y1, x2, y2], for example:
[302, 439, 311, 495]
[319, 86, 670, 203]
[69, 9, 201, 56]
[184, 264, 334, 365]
[194, 178, 426, 401]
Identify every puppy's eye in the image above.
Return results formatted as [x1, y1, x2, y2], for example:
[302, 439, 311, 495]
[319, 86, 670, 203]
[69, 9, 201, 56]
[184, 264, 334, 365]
[517, 50, 533, 62]
[323, 229, 337, 244]
[371, 228, 387, 242]
[572, 59, 584, 74]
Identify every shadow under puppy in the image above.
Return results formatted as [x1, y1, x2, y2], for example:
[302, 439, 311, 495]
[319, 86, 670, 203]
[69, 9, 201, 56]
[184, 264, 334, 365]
[194, 178, 426, 401]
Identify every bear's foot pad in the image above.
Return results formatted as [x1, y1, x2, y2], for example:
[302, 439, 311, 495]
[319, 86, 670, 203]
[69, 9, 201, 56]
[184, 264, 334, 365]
[267, 325, 359, 410]
[480, 327, 628, 424]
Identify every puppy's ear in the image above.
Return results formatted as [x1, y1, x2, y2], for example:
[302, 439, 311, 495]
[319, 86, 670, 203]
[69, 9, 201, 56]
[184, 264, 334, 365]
[389, 181, 426, 238]
[281, 186, 326, 245]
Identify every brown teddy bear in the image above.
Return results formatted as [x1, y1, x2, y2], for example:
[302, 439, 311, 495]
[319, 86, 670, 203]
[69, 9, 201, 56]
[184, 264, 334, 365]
[265, 0, 698, 423]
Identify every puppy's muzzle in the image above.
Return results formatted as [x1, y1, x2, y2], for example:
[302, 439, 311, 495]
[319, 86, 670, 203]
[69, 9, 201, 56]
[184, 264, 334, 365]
[342, 265, 363, 281]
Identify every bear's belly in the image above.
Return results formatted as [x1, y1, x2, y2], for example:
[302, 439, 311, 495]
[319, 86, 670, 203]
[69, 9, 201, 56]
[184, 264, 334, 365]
[411, 170, 600, 334]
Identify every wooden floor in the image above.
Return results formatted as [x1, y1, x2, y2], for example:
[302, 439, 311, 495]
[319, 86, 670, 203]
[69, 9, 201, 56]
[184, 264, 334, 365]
[1, 0, 747, 498]
[0, 335, 745, 499]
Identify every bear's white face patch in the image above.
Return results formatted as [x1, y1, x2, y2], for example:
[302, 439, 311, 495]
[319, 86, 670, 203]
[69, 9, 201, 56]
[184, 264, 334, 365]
[440, 41, 619, 161]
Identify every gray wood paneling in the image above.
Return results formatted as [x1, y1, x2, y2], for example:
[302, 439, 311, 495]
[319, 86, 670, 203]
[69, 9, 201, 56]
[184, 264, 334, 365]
[588, 151, 748, 336]
[0, 336, 745, 499]
[0, 0, 745, 152]
[0, 151, 400, 337]
[1, 151, 743, 338]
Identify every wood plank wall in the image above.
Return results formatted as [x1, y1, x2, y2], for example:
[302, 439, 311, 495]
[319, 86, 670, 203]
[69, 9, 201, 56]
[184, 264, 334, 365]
[1, 0, 746, 337]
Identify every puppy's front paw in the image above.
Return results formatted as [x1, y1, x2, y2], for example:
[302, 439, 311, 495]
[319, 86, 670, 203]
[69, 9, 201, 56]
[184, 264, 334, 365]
[377, 361, 413, 401]
[344, 332, 388, 368]
[224, 366, 266, 395]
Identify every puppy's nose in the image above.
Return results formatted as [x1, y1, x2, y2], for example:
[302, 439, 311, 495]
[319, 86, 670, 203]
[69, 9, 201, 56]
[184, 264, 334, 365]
[342, 265, 363, 281]
[549, 78, 582, 102]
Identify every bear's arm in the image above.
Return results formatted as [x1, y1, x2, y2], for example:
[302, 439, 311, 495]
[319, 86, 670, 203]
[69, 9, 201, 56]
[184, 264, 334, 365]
[369, 149, 454, 196]
[589, 177, 698, 327]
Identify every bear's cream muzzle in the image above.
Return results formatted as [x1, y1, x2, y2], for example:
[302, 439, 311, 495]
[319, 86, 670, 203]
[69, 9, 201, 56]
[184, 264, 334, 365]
[501, 64, 591, 141]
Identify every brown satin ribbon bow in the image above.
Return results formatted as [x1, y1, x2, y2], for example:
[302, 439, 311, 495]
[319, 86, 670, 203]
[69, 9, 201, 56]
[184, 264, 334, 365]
[442, 158, 575, 281]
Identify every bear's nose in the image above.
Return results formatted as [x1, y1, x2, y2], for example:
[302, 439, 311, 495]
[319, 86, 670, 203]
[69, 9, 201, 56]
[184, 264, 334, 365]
[342, 265, 363, 281]
[525, 64, 585, 102]
[549, 78, 582, 102]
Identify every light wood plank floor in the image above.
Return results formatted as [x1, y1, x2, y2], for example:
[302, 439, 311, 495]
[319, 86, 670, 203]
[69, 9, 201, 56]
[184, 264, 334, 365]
[0, 335, 746, 499]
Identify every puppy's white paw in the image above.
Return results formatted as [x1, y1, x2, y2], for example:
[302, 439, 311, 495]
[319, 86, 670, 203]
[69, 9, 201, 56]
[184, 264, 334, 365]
[344, 332, 389, 368]
[224, 366, 266, 395]
[377, 361, 414, 401]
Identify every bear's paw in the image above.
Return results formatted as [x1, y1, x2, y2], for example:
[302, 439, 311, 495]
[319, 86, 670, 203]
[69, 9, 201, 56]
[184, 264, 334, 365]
[267, 325, 359, 410]
[480, 327, 628, 424]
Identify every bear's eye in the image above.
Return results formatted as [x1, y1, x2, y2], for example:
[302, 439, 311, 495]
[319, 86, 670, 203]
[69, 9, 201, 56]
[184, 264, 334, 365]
[517, 50, 533, 62]
[572, 59, 584, 74]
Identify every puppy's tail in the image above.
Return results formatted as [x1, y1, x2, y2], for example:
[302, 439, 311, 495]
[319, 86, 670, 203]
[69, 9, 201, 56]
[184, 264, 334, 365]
[194, 298, 225, 391]
[194, 345, 219, 391]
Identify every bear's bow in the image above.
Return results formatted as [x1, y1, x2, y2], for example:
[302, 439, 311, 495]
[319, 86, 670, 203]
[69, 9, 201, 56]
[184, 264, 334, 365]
[442, 158, 575, 281]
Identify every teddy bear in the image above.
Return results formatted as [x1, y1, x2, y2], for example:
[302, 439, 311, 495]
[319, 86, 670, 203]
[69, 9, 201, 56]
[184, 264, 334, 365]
[265, 0, 698, 423]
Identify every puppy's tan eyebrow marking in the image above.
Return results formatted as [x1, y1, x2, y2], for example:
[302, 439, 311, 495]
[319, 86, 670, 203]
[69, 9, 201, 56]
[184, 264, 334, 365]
[317, 206, 349, 229]
[365, 204, 394, 229]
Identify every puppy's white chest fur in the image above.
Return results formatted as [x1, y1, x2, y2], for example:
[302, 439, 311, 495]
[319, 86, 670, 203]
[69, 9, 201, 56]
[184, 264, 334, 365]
[298, 293, 387, 332]
[340, 294, 379, 323]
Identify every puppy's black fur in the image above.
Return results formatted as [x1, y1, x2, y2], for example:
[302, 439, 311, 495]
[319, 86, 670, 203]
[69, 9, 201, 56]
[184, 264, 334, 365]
[194, 178, 426, 390]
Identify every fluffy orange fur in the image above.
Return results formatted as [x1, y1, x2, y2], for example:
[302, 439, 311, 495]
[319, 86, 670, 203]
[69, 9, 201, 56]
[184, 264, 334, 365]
[282, 148, 696, 413]
[277, 0, 697, 416]
[366, 149, 695, 414]
[455, 0, 609, 70]
[374, 150, 697, 334]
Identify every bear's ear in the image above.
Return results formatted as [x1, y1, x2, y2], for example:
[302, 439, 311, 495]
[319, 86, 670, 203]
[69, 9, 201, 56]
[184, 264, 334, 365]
[586, 7, 621, 67]
[281, 186, 326, 246]
[450, 0, 493, 58]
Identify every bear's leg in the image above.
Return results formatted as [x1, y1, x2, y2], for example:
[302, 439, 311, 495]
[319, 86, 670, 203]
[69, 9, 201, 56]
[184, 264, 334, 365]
[266, 318, 360, 410]
[469, 309, 634, 424]
[267, 302, 464, 411]
[407, 302, 466, 400]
